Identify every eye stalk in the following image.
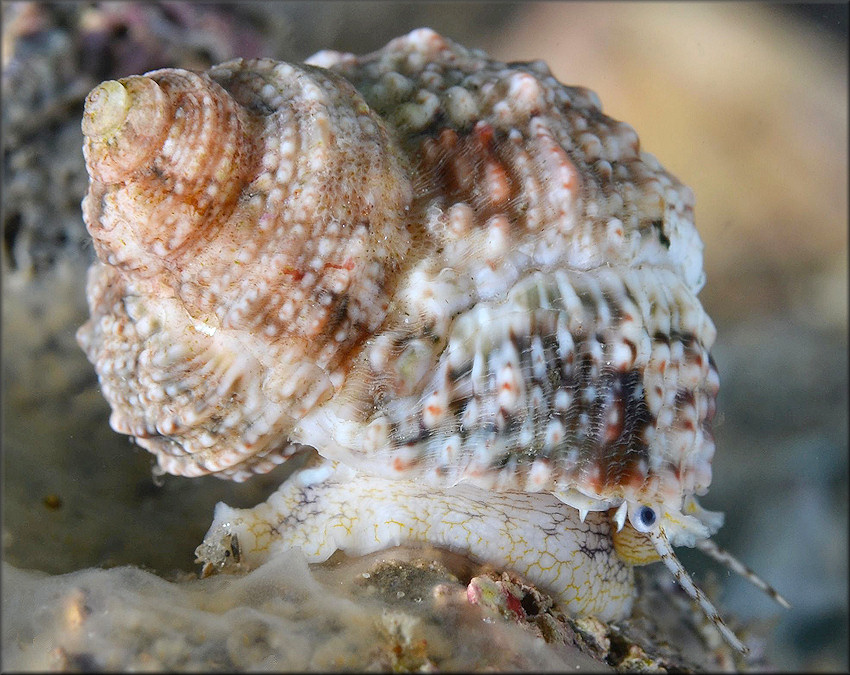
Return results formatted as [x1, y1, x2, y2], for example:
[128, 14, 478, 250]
[631, 504, 658, 533]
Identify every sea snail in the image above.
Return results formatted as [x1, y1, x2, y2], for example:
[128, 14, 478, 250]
[77, 28, 788, 653]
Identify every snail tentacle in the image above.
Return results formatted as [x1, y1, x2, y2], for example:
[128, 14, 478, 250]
[649, 526, 749, 654]
[696, 538, 791, 609]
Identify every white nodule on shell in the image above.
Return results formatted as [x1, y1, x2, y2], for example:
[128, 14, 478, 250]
[396, 89, 440, 131]
[362, 416, 390, 452]
[443, 85, 477, 127]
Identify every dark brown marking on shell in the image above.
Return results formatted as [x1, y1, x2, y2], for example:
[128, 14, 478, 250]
[400, 307, 657, 492]
[590, 369, 652, 490]
[417, 123, 523, 224]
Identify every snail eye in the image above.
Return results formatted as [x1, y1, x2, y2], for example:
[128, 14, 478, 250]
[632, 505, 658, 532]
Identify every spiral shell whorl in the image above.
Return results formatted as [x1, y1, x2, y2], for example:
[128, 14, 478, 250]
[81, 69, 256, 277]
[196, 59, 413, 347]
[314, 28, 706, 298]
[78, 59, 413, 478]
[82, 76, 171, 183]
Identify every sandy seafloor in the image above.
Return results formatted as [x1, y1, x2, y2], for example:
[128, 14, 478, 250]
[2, 2, 847, 671]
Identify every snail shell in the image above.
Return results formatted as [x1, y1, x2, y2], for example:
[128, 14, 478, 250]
[79, 59, 412, 478]
[78, 28, 786, 653]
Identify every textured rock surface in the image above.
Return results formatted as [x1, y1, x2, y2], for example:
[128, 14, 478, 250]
[2, 548, 760, 672]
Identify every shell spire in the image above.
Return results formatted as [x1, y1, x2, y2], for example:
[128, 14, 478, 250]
[78, 59, 413, 479]
[82, 77, 171, 183]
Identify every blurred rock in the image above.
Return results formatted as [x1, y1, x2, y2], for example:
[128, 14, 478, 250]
[3, 546, 763, 672]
